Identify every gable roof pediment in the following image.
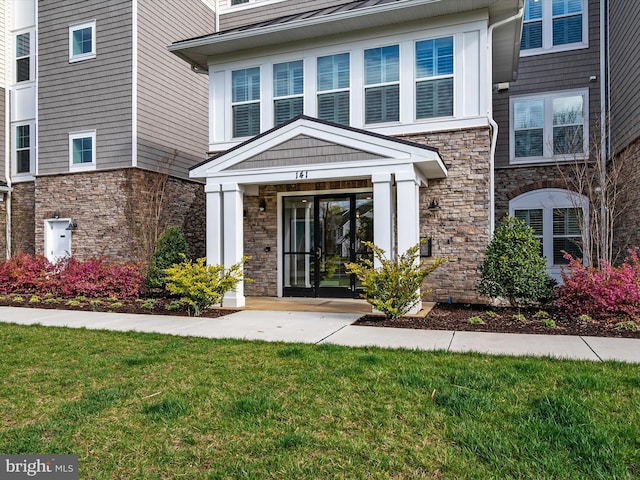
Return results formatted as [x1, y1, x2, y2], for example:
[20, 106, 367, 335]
[190, 116, 447, 184]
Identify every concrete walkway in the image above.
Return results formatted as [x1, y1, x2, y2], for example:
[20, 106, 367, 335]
[1, 306, 639, 363]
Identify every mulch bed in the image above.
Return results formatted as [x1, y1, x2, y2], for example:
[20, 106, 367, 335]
[2, 294, 639, 339]
[355, 303, 640, 339]
[0, 296, 237, 319]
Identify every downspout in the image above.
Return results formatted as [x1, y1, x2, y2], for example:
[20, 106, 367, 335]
[4, 8, 11, 259]
[600, 0, 608, 260]
[487, 6, 524, 236]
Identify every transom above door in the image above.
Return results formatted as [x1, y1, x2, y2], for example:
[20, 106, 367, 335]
[282, 193, 373, 298]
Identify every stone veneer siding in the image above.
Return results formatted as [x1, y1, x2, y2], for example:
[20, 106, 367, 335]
[494, 163, 584, 222]
[402, 127, 492, 304]
[243, 127, 492, 304]
[34, 169, 205, 263]
[11, 182, 36, 255]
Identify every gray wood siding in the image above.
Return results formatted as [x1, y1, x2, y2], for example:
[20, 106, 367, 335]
[493, 0, 601, 169]
[137, 0, 215, 179]
[609, 0, 640, 152]
[220, 0, 354, 31]
[228, 134, 384, 170]
[38, 0, 133, 174]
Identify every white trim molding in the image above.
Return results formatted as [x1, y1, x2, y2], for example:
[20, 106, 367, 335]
[68, 20, 96, 63]
[69, 130, 97, 172]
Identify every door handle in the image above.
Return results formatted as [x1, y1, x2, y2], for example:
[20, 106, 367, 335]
[314, 247, 322, 259]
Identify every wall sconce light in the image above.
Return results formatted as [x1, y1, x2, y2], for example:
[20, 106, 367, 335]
[65, 222, 78, 231]
[258, 199, 267, 212]
[53, 211, 60, 219]
[355, 209, 361, 219]
[428, 199, 441, 211]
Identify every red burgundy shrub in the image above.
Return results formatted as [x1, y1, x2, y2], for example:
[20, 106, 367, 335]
[0, 253, 54, 295]
[0, 254, 144, 298]
[556, 248, 640, 318]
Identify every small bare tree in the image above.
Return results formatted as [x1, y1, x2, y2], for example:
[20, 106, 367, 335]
[557, 117, 637, 267]
[126, 150, 177, 263]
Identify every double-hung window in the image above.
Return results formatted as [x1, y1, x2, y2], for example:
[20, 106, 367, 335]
[521, 0, 587, 54]
[69, 20, 96, 62]
[415, 37, 454, 119]
[511, 90, 587, 163]
[15, 32, 31, 83]
[14, 124, 33, 175]
[232, 67, 260, 138]
[317, 53, 350, 125]
[364, 45, 399, 124]
[273, 60, 303, 126]
[69, 130, 96, 171]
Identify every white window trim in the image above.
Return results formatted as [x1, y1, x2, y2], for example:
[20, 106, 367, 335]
[12, 121, 36, 179]
[509, 188, 588, 281]
[231, 67, 261, 139]
[211, 18, 488, 147]
[273, 59, 304, 124]
[69, 20, 96, 63]
[521, 0, 588, 57]
[509, 88, 589, 165]
[224, 0, 286, 12]
[363, 44, 401, 127]
[414, 35, 455, 121]
[69, 130, 97, 172]
[14, 29, 36, 84]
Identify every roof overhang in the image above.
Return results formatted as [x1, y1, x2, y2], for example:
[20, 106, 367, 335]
[190, 116, 447, 186]
[169, 0, 523, 82]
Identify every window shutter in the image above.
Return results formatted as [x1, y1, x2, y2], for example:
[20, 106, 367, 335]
[416, 78, 453, 119]
[318, 92, 349, 125]
[274, 98, 303, 126]
[365, 85, 399, 124]
[233, 103, 260, 137]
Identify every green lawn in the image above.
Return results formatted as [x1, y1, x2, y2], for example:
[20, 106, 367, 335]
[1, 323, 639, 479]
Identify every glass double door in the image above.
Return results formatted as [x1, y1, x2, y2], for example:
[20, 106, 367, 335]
[283, 193, 373, 297]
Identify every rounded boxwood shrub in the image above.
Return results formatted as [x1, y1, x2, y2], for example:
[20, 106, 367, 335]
[145, 226, 189, 290]
[477, 215, 555, 307]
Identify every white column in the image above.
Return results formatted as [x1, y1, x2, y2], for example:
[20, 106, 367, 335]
[396, 170, 421, 313]
[222, 182, 245, 307]
[372, 173, 394, 267]
[205, 183, 222, 265]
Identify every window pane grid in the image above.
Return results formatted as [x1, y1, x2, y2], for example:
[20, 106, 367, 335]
[232, 68, 260, 137]
[16, 125, 31, 174]
[317, 53, 349, 92]
[72, 27, 93, 56]
[72, 137, 93, 164]
[16, 33, 30, 82]
[513, 93, 586, 160]
[553, 207, 582, 265]
[522, 0, 584, 51]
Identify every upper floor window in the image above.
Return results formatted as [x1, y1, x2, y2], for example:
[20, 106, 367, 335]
[415, 37, 454, 119]
[364, 45, 399, 124]
[69, 20, 96, 62]
[15, 32, 31, 83]
[232, 67, 261, 138]
[14, 123, 34, 176]
[521, 0, 587, 54]
[317, 53, 350, 125]
[273, 60, 303, 126]
[231, 0, 249, 4]
[69, 130, 96, 171]
[511, 89, 587, 163]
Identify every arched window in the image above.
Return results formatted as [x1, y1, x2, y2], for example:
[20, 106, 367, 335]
[509, 188, 588, 281]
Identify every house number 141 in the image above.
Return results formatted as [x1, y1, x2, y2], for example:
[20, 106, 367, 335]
[295, 171, 308, 179]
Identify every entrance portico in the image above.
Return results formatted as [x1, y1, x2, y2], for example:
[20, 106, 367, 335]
[190, 116, 447, 307]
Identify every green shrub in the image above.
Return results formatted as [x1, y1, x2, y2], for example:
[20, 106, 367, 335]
[477, 216, 555, 307]
[577, 314, 593, 323]
[615, 321, 639, 332]
[484, 310, 498, 318]
[345, 241, 445, 320]
[534, 310, 550, 319]
[541, 318, 557, 328]
[164, 256, 250, 316]
[512, 313, 527, 323]
[146, 226, 189, 290]
[29, 295, 40, 304]
[468, 316, 485, 325]
[165, 300, 184, 311]
[141, 298, 156, 310]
